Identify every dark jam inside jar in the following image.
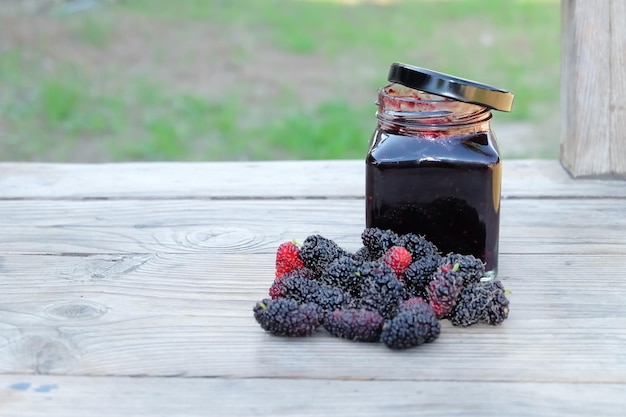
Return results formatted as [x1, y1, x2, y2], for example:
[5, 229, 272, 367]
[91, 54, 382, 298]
[365, 84, 502, 277]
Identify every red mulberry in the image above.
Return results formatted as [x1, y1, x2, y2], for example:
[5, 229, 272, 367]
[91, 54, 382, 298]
[275, 241, 304, 278]
[427, 268, 464, 319]
[382, 246, 412, 277]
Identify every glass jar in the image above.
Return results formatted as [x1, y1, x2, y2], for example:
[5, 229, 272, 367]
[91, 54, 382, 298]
[365, 64, 514, 278]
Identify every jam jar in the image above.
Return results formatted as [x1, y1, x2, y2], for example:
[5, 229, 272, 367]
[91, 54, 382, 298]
[365, 63, 514, 278]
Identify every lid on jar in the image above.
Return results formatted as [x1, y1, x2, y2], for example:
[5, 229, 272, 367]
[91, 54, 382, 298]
[387, 62, 514, 112]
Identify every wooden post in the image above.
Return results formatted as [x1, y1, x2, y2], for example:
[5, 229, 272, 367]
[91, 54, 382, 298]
[560, 0, 626, 178]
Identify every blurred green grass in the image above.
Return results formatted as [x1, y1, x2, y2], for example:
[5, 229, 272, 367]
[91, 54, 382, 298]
[0, 0, 560, 161]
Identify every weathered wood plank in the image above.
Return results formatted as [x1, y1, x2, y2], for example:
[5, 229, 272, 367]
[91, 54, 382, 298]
[1, 199, 625, 255]
[610, 0, 626, 172]
[1, 161, 626, 200]
[501, 159, 626, 197]
[560, 0, 626, 177]
[1, 375, 625, 417]
[0, 161, 362, 199]
[1, 252, 625, 382]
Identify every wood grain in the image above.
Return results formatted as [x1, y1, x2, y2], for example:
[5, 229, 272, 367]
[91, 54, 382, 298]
[1, 198, 625, 255]
[610, 0, 626, 172]
[1, 375, 625, 417]
[2, 160, 626, 200]
[560, 0, 626, 177]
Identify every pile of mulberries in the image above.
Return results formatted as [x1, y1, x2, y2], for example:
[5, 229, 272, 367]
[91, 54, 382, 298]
[253, 228, 510, 350]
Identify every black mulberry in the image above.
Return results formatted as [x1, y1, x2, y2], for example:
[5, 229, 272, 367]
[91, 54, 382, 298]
[299, 234, 347, 278]
[350, 246, 375, 262]
[323, 309, 384, 342]
[253, 298, 322, 337]
[403, 253, 442, 299]
[440, 253, 486, 285]
[396, 233, 439, 260]
[361, 228, 399, 259]
[272, 275, 352, 313]
[319, 256, 365, 297]
[380, 299, 440, 349]
[357, 262, 405, 319]
[450, 280, 509, 326]
[268, 268, 313, 299]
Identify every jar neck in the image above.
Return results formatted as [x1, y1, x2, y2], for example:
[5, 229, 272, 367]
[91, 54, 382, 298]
[376, 83, 492, 136]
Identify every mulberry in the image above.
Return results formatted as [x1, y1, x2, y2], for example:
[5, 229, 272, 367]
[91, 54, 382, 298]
[253, 298, 322, 337]
[440, 253, 485, 285]
[427, 268, 464, 319]
[268, 268, 312, 299]
[323, 309, 384, 342]
[299, 234, 347, 278]
[271, 275, 352, 313]
[399, 296, 429, 313]
[382, 246, 412, 277]
[361, 228, 399, 259]
[319, 256, 365, 297]
[403, 253, 442, 299]
[450, 280, 510, 326]
[357, 262, 405, 319]
[275, 241, 304, 278]
[396, 233, 439, 260]
[351, 246, 375, 262]
[380, 299, 440, 349]
[257, 230, 510, 348]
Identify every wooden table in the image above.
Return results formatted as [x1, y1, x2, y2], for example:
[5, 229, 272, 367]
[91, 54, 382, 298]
[1, 159, 625, 416]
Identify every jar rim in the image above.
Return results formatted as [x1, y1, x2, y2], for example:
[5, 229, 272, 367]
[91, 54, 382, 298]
[377, 83, 492, 127]
[379, 84, 456, 104]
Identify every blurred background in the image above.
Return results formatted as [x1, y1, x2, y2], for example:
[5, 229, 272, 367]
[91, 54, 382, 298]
[0, 0, 560, 162]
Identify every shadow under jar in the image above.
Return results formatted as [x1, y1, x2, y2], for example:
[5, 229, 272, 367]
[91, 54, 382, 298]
[366, 64, 514, 278]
